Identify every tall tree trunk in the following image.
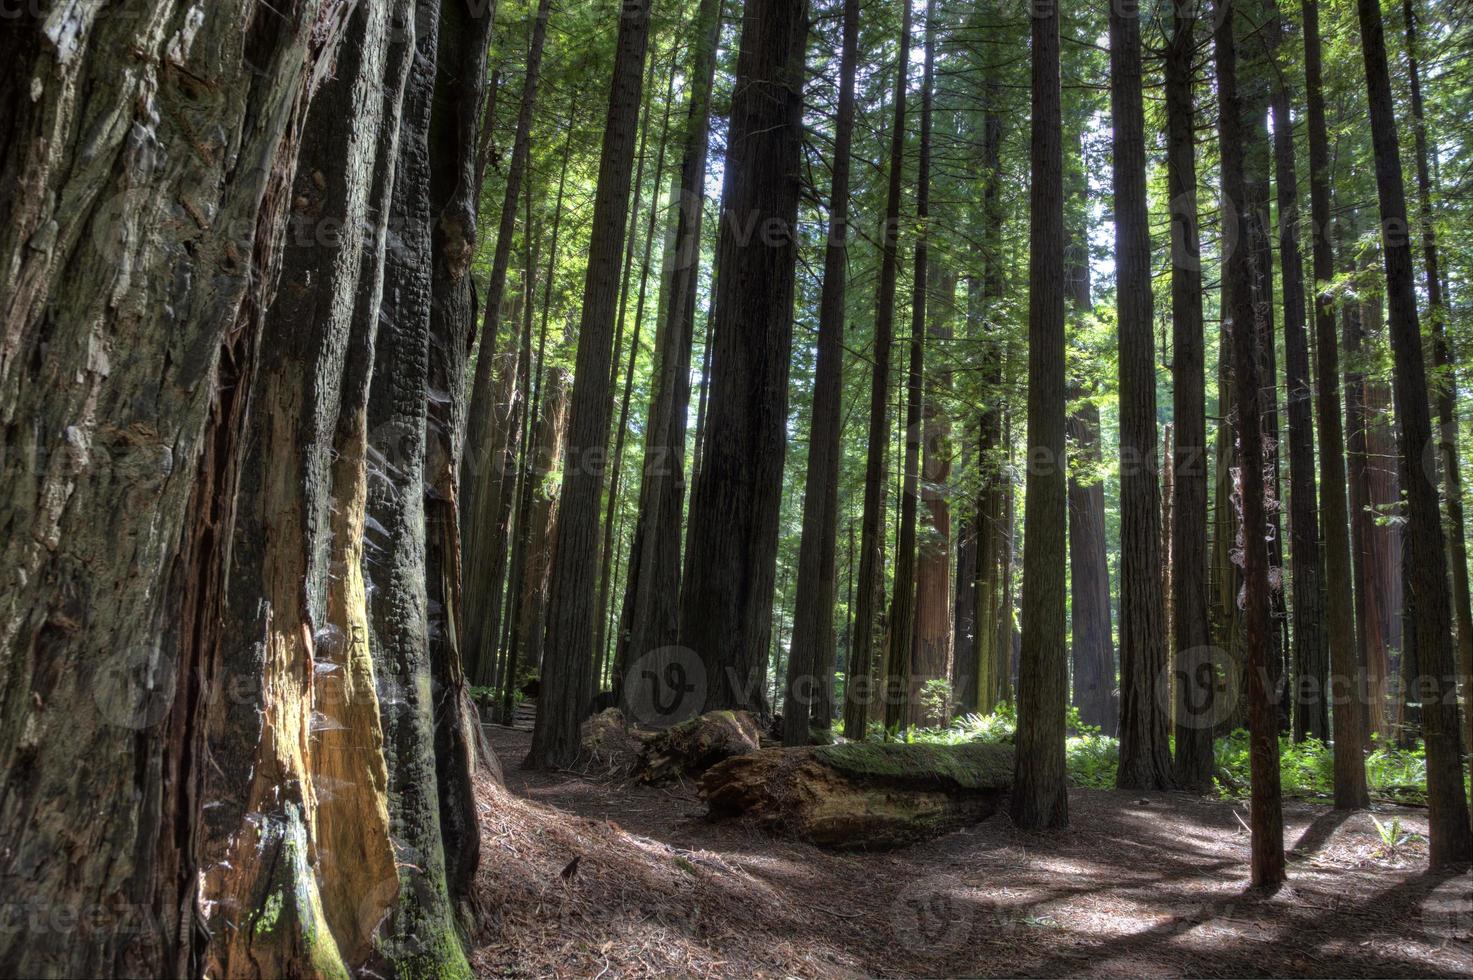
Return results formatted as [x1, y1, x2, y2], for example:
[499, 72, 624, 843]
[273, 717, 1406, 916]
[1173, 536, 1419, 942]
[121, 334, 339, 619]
[1301, 0, 1369, 808]
[1217, 0, 1287, 889]
[529, 0, 654, 769]
[1065, 126, 1116, 736]
[463, 0, 554, 685]
[1112, 0, 1174, 791]
[911, 263, 955, 728]
[843, 0, 913, 738]
[1354, 0, 1473, 865]
[1402, 0, 1473, 769]
[1269, 11, 1329, 744]
[594, 46, 680, 681]
[1012, 0, 1069, 830]
[885, 0, 936, 733]
[677, 0, 809, 717]
[783, 0, 859, 744]
[1166, 2, 1214, 788]
[617, 0, 725, 706]
[0, 2, 489, 974]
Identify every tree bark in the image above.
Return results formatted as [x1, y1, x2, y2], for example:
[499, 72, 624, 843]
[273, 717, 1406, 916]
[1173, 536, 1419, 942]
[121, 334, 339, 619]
[885, 0, 936, 733]
[529, 0, 654, 769]
[784, 0, 859, 744]
[462, 0, 554, 687]
[1354, 0, 1473, 866]
[1165, 2, 1214, 789]
[1012, 0, 1069, 830]
[843, 0, 913, 738]
[1217, 0, 1287, 889]
[1300, 0, 1369, 808]
[0, 1, 487, 974]
[1112, 0, 1174, 791]
[1269, 12, 1328, 744]
[1064, 120, 1116, 736]
[1402, 0, 1473, 771]
[677, 0, 809, 718]
[617, 0, 726, 706]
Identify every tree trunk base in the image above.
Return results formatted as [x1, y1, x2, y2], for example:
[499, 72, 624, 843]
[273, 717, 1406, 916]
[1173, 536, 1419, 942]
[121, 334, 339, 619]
[700, 742, 1014, 849]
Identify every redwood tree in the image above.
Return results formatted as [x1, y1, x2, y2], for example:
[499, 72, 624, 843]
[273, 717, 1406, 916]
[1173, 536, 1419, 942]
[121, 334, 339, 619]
[784, 0, 860, 744]
[1112, 0, 1174, 791]
[1012, 0, 1069, 831]
[1354, 0, 1473, 866]
[678, 0, 810, 715]
[530, 0, 655, 768]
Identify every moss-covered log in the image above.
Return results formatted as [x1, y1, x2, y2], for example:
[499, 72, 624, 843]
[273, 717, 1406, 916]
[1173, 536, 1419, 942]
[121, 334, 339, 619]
[700, 742, 1015, 849]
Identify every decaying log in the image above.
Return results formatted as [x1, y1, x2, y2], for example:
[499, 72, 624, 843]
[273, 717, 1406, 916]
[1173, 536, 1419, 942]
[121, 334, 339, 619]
[700, 742, 1015, 849]
[633, 710, 762, 783]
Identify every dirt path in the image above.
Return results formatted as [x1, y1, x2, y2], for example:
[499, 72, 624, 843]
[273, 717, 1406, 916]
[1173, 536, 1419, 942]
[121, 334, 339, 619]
[473, 726, 1472, 978]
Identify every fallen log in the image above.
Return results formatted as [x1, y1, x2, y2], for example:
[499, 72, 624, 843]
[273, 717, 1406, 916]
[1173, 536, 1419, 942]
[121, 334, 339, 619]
[700, 741, 1015, 849]
[633, 710, 762, 783]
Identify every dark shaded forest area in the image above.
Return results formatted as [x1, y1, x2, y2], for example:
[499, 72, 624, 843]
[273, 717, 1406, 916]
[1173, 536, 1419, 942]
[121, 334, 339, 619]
[1, 0, 1471, 977]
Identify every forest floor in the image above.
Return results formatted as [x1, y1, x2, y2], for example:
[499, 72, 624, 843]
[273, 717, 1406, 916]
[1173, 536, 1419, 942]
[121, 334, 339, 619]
[472, 725, 1472, 978]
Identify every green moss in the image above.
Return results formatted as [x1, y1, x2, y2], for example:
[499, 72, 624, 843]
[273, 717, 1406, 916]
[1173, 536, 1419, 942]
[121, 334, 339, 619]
[815, 741, 1014, 790]
[253, 890, 284, 938]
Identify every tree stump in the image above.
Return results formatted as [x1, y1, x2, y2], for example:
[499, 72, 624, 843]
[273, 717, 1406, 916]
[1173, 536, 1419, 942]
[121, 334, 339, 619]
[700, 742, 1015, 849]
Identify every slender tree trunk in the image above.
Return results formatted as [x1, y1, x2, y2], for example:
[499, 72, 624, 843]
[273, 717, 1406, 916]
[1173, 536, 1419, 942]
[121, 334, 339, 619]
[1166, 1, 1214, 789]
[594, 48, 680, 682]
[1354, 0, 1473, 865]
[1269, 12, 1329, 744]
[1217, 0, 1287, 889]
[1112, 0, 1174, 791]
[1065, 123, 1116, 736]
[844, 0, 913, 738]
[911, 263, 955, 728]
[1402, 0, 1473, 769]
[1012, 0, 1069, 830]
[677, 0, 810, 717]
[529, 0, 654, 769]
[784, 0, 859, 744]
[885, 0, 936, 733]
[1301, 0, 1369, 808]
[463, 0, 554, 684]
[617, 0, 726, 705]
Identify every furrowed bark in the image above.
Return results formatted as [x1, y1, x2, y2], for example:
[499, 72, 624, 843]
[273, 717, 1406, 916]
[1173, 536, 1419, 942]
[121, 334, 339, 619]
[678, 0, 809, 717]
[843, 0, 911, 738]
[1166, 2, 1214, 788]
[530, 0, 654, 769]
[1112, 0, 1174, 791]
[1354, 0, 1473, 866]
[784, 0, 859, 744]
[1269, 12, 1328, 744]
[1218, 0, 1286, 889]
[1300, 0, 1368, 809]
[1012, 0, 1068, 830]
[617, 0, 725, 706]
